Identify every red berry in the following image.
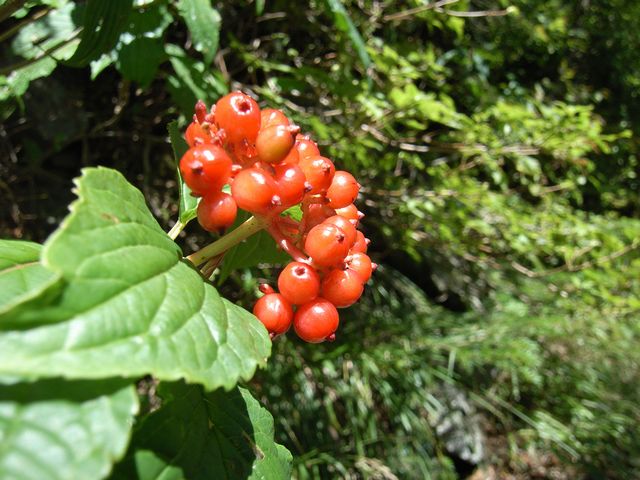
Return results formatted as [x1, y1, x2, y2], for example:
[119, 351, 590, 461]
[293, 298, 339, 343]
[185, 121, 209, 147]
[335, 204, 361, 225]
[231, 167, 279, 215]
[274, 164, 307, 208]
[197, 192, 237, 231]
[350, 230, 368, 254]
[215, 92, 261, 145]
[322, 215, 357, 249]
[321, 268, 364, 308]
[299, 156, 335, 194]
[295, 137, 320, 161]
[256, 125, 297, 164]
[261, 108, 290, 129]
[253, 293, 293, 336]
[278, 262, 320, 305]
[304, 223, 350, 267]
[347, 253, 373, 282]
[179, 144, 232, 196]
[326, 171, 360, 208]
[281, 145, 300, 165]
[304, 204, 336, 231]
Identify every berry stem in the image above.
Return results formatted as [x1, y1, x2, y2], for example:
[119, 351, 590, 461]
[167, 219, 185, 240]
[186, 215, 268, 266]
[268, 222, 309, 263]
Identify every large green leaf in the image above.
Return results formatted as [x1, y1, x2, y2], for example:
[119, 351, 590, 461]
[0, 167, 270, 391]
[110, 382, 291, 480]
[66, 0, 133, 67]
[177, 0, 221, 65]
[0, 378, 138, 480]
[0, 240, 60, 319]
[168, 120, 199, 225]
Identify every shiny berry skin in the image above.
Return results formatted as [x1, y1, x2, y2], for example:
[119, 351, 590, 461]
[295, 137, 320, 161]
[326, 171, 360, 208]
[185, 121, 209, 147]
[214, 92, 261, 145]
[347, 253, 373, 282]
[321, 268, 364, 308]
[179, 144, 232, 196]
[305, 204, 336, 231]
[350, 230, 368, 254]
[278, 262, 320, 305]
[322, 215, 357, 249]
[335, 204, 361, 225]
[197, 192, 237, 231]
[304, 223, 350, 267]
[253, 293, 293, 336]
[293, 298, 339, 343]
[299, 156, 335, 194]
[256, 125, 297, 164]
[273, 164, 307, 208]
[231, 167, 278, 215]
[261, 108, 290, 128]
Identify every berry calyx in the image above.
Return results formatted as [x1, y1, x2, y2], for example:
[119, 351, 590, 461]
[326, 170, 360, 208]
[179, 144, 232, 196]
[293, 298, 339, 343]
[231, 167, 278, 215]
[197, 192, 237, 232]
[304, 223, 350, 267]
[278, 262, 320, 305]
[321, 267, 364, 308]
[253, 293, 293, 336]
[214, 92, 261, 145]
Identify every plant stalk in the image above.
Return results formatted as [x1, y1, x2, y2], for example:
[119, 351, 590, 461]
[186, 215, 267, 266]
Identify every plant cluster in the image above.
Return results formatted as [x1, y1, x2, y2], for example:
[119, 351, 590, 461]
[179, 92, 374, 343]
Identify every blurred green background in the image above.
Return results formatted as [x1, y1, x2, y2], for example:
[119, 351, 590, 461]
[1, 0, 639, 478]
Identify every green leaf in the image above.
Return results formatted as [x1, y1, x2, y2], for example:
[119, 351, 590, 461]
[0, 378, 138, 480]
[116, 36, 165, 86]
[0, 240, 60, 319]
[11, 2, 79, 60]
[323, 0, 372, 73]
[165, 43, 228, 114]
[217, 211, 289, 283]
[66, 0, 133, 67]
[110, 382, 291, 480]
[177, 0, 221, 65]
[0, 167, 271, 391]
[168, 120, 199, 225]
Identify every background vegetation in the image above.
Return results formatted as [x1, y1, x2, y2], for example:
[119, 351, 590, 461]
[1, 0, 639, 478]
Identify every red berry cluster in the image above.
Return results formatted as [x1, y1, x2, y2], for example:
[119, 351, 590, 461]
[180, 92, 375, 343]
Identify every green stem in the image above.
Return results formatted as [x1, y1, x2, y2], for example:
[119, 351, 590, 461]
[186, 216, 267, 266]
[167, 220, 185, 240]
